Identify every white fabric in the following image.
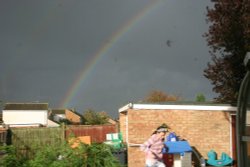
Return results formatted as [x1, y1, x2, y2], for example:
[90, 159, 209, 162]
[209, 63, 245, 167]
[145, 159, 165, 167]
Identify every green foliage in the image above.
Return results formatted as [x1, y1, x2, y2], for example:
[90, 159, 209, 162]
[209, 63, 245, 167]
[0, 145, 28, 167]
[195, 93, 206, 102]
[86, 143, 122, 167]
[83, 109, 109, 125]
[0, 142, 124, 167]
[28, 142, 86, 167]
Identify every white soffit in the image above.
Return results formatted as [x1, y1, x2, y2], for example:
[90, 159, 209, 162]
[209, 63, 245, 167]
[119, 103, 237, 113]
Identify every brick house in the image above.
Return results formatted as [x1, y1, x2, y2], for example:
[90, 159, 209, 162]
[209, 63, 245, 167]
[50, 109, 83, 124]
[119, 102, 237, 167]
[65, 109, 83, 124]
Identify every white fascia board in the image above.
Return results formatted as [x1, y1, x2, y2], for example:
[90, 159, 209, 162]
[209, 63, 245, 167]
[133, 104, 237, 111]
[118, 103, 237, 113]
[119, 103, 133, 113]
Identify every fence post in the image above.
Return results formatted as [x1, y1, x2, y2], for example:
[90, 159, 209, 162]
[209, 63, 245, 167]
[61, 123, 66, 141]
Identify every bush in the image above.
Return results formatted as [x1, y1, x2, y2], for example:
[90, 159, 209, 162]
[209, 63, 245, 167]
[0, 142, 124, 167]
[28, 142, 86, 167]
[0, 145, 28, 167]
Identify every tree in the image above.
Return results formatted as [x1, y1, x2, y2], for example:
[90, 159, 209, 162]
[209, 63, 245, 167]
[143, 90, 181, 103]
[196, 93, 206, 102]
[203, 0, 250, 103]
[82, 109, 109, 125]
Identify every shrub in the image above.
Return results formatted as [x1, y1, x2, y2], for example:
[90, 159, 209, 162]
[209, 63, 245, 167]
[0, 145, 28, 167]
[0, 142, 124, 167]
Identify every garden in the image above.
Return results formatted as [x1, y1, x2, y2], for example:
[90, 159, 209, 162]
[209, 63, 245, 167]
[0, 141, 125, 167]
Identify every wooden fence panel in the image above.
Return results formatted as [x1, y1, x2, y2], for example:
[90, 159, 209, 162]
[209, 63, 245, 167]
[11, 127, 64, 149]
[4, 124, 117, 158]
[0, 128, 7, 145]
[6, 127, 64, 158]
[66, 124, 117, 143]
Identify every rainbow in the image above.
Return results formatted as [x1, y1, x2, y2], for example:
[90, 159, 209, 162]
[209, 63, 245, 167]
[60, 0, 162, 108]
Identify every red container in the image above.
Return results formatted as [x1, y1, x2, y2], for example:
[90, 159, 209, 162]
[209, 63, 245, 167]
[163, 153, 174, 167]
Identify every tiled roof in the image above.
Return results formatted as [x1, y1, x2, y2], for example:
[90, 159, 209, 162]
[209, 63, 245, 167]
[67, 109, 83, 117]
[4, 103, 48, 110]
[51, 109, 65, 114]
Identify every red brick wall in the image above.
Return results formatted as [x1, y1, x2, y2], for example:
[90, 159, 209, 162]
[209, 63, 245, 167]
[119, 109, 233, 167]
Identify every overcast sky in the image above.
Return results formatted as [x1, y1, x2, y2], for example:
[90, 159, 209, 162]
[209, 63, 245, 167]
[0, 0, 216, 118]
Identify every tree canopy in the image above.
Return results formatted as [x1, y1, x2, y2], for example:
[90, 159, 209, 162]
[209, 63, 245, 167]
[143, 90, 181, 103]
[203, 0, 250, 103]
[82, 109, 109, 125]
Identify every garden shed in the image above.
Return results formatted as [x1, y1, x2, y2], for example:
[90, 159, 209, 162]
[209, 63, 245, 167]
[119, 102, 237, 167]
[2, 103, 48, 127]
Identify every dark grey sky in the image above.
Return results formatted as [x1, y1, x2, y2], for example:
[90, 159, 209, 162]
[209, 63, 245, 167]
[0, 0, 216, 118]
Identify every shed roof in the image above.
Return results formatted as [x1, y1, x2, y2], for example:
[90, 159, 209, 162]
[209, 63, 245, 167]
[51, 109, 66, 114]
[119, 102, 237, 113]
[4, 103, 48, 110]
